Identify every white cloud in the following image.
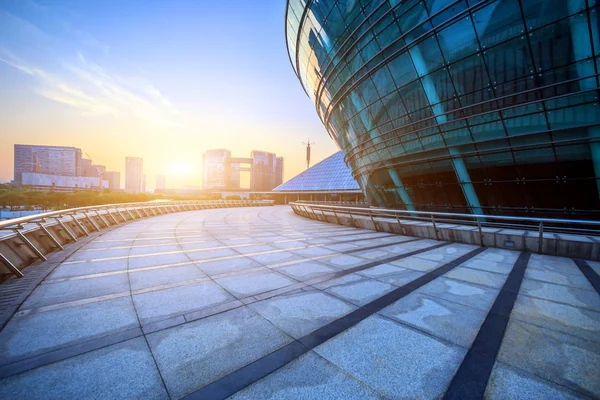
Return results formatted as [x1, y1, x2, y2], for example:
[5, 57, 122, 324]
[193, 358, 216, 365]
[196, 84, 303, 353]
[0, 8, 183, 127]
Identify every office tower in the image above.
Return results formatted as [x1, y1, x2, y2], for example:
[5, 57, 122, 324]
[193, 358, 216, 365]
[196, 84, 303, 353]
[142, 174, 146, 193]
[203, 149, 231, 190]
[125, 157, 143, 193]
[250, 150, 277, 191]
[14, 144, 82, 185]
[103, 171, 121, 191]
[285, 0, 600, 218]
[156, 175, 166, 190]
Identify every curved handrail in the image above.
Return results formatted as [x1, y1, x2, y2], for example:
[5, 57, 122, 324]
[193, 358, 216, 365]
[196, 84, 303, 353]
[0, 200, 271, 229]
[290, 201, 600, 227]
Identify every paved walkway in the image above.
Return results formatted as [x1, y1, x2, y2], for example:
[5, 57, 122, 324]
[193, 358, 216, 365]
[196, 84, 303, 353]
[0, 206, 598, 399]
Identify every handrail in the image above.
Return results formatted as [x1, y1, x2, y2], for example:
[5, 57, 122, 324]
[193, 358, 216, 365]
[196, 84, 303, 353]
[290, 201, 600, 259]
[0, 200, 262, 229]
[290, 202, 600, 227]
[0, 200, 274, 279]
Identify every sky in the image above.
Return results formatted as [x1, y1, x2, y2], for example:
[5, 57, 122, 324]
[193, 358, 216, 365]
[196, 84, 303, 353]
[0, 0, 338, 189]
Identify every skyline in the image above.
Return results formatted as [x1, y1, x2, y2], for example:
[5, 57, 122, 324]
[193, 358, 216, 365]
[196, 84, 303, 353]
[0, 0, 338, 189]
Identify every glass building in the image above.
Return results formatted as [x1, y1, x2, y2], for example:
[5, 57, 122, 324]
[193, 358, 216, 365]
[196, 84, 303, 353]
[285, 0, 600, 219]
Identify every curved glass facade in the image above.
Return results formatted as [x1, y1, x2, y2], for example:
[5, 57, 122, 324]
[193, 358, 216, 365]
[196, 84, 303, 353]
[285, 0, 600, 218]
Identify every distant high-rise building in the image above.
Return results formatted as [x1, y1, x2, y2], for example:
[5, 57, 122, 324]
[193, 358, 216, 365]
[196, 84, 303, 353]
[202, 149, 283, 191]
[103, 171, 121, 191]
[251, 150, 277, 191]
[14, 144, 82, 186]
[203, 149, 231, 190]
[156, 175, 166, 190]
[142, 174, 147, 193]
[125, 157, 143, 193]
[275, 157, 284, 187]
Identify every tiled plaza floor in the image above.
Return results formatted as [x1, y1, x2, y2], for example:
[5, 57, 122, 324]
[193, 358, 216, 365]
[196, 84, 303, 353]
[0, 206, 598, 399]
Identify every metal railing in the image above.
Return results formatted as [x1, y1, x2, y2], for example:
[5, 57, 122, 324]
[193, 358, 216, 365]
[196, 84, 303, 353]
[0, 200, 274, 279]
[290, 201, 600, 256]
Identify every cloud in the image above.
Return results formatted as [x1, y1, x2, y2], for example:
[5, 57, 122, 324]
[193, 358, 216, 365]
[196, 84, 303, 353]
[0, 7, 183, 127]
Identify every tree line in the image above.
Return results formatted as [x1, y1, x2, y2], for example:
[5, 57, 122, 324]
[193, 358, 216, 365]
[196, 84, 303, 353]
[0, 187, 225, 211]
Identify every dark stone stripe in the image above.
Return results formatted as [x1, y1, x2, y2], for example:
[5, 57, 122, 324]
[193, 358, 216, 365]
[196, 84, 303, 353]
[0, 327, 142, 380]
[185, 246, 487, 400]
[573, 259, 600, 294]
[343, 238, 421, 254]
[443, 252, 531, 400]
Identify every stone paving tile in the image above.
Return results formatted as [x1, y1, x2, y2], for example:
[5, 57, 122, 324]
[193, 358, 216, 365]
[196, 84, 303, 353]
[229, 351, 383, 400]
[147, 306, 293, 399]
[380, 292, 488, 347]
[377, 269, 425, 287]
[198, 257, 262, 276]
[249, 291, 356, 338]
[186, 247, 238, 261]
[356, 263, 407, 278]
[353, 249, 393, 260]
[0, 297, 139, 362]
[311, 273, 365, 290]
[524, 268, 595, 291]
[390, 257, 443, 272]
[326, 279, 396, 306]
[21, 274, 130, 309]
[129, 264, 205, 291]
[130, 244, 181, 255]
[460, 258, 514, 275]
[276, 262, 339, 281]
[133, 280, 234, 324]
[497, 319, 600, 397]
[528, 254, 582, 276]
[0, 338, 168, 400]
[292, 247, 338, 257]
[520, 279, 600, 311]
[322, 254, 368, 270]
[215, 270, 297, 298]
[484, 361, 591, 400]
[445, 267, 507, 289]
[511, 295, 600, 342]
[315, 315, 466, 399]
[127, 253, 191, 269]
[322, 242, 361, 251]
[414, 244, 477, 262]
[65, 247, 131, 261]
[249, 251, 305, 265]
[233, 244, 278, 254]
[417, 276, 500, 312]
[47, 258, 128, 279]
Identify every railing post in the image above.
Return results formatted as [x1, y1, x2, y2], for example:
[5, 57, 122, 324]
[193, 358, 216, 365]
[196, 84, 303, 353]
[538, 222, 544, 254]
[0, 252, 24, 278]
[86, 213, 101, 232]
[370, 211, 379, 231]
[477, 217, 484, 247]
[15, 229, 47, 261]
[107, 211, 120, 225]
[349, 211, 357, 228]
[431, 215, 439, 241]
[56, 218, 78, 242]
[333, 209, 340, 225]
[72, 215, 89, 236]
[126, 208, 136, 220]
[38, 222, 64, 250]
[96, 211, 110, 228]
[116, 209, 127, 222]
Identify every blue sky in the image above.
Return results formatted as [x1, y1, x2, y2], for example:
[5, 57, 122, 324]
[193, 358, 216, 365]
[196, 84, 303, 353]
[0, 0, 337, 188]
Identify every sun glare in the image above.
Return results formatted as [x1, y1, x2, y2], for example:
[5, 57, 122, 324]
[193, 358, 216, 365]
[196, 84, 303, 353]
[169, 161, 193, 176]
